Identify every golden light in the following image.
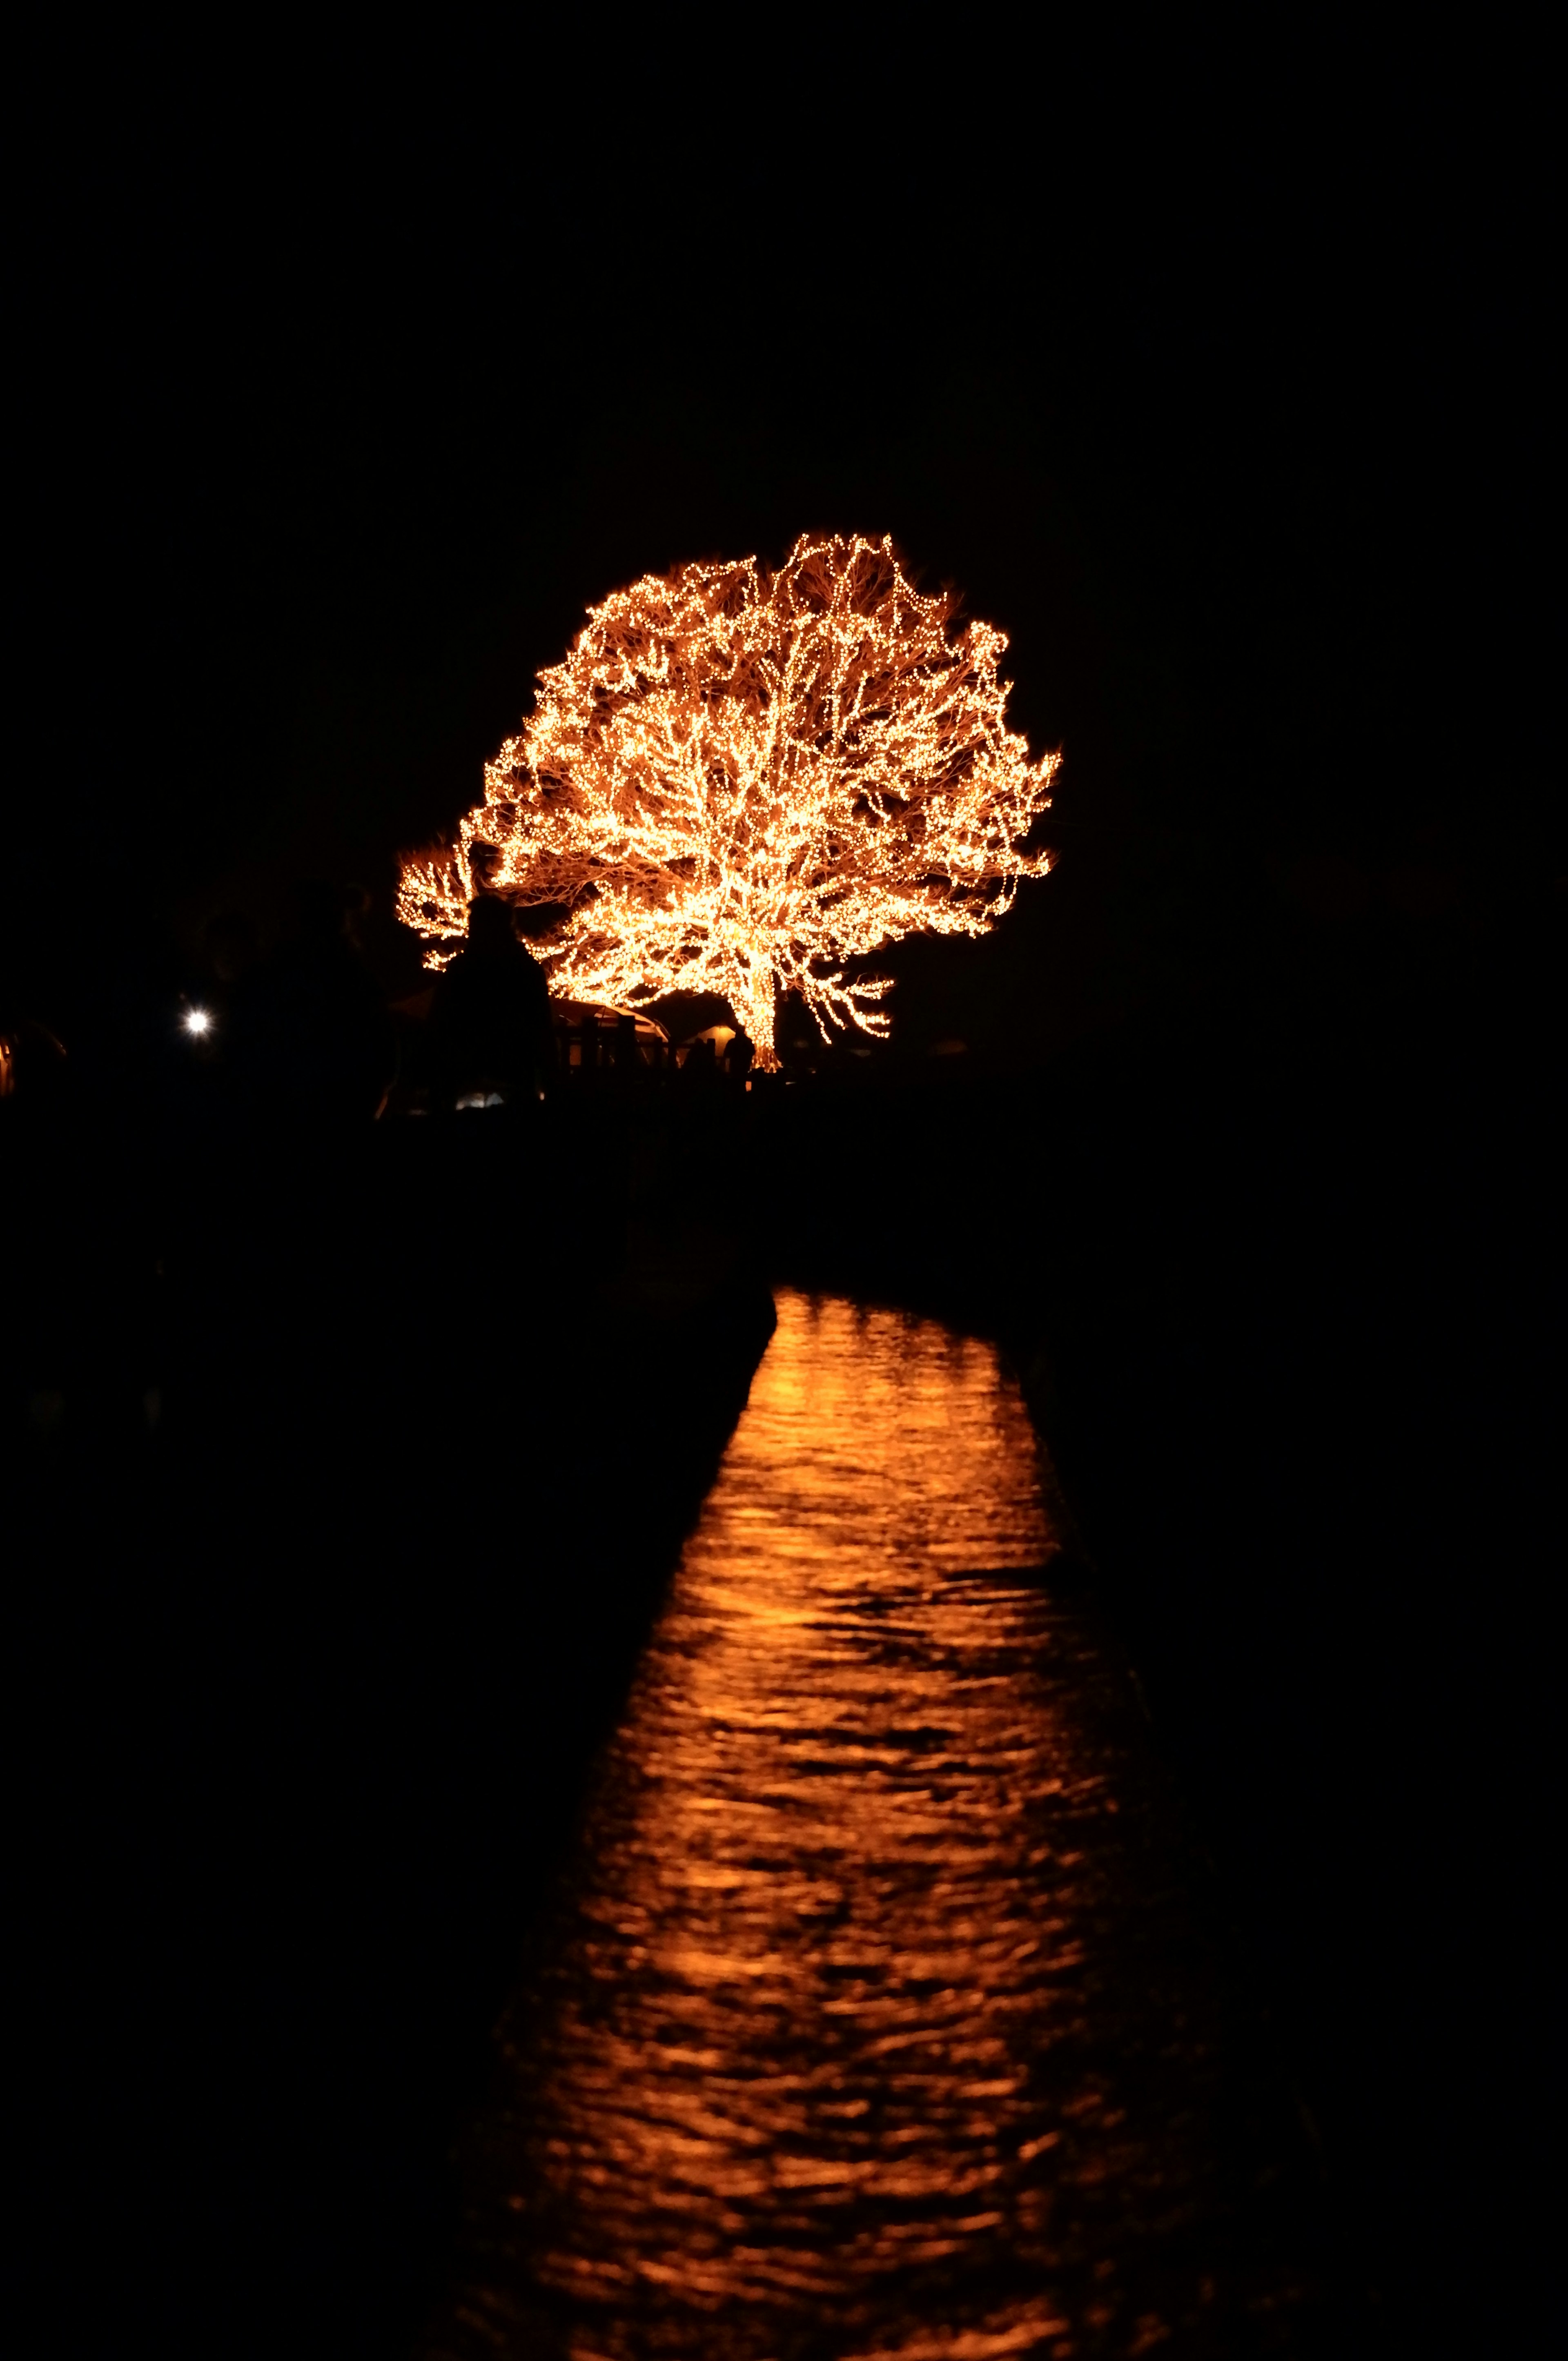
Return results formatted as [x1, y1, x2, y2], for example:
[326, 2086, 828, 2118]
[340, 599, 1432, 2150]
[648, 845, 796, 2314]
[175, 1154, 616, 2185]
[182, 1007, 213, 1037]
[398, 535, 1059, 1068]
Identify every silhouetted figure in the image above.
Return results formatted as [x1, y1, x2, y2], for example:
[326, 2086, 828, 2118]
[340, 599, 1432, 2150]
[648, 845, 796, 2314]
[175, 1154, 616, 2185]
[428, 896, 555, 1110]
[230, 881, 395, 1123]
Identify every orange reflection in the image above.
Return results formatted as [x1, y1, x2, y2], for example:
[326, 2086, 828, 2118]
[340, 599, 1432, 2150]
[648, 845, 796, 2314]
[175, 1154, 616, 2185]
[443, 1294, 1229, 2358]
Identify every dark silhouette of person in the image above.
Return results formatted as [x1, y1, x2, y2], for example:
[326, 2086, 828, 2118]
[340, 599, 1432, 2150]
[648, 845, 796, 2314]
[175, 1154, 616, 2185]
[229, 881, 395, 1123]
[679, 1033, 718, 1086]
[428, 895, 555, 1110]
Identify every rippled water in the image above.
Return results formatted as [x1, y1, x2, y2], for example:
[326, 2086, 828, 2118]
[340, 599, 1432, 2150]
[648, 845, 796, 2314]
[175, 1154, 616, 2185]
[433, 1292, 1262, 2358]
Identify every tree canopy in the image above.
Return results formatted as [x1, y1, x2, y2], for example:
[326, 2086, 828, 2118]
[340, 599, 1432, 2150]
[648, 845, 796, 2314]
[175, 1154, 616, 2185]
[398, 534, 1058, 1066]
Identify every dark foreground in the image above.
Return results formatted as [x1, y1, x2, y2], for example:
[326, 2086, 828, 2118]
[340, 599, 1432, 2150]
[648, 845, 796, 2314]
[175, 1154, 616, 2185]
[8, 1106, 774, 2358]
[5, 1005, 1557, 2357]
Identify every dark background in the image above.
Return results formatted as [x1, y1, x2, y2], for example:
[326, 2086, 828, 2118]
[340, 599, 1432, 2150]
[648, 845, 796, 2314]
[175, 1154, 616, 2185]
[9, 25, 1555, 1049]
[6, 18, 1560, 2360]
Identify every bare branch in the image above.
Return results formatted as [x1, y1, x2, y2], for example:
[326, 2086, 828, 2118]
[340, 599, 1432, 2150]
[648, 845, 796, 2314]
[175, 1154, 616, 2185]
[397, 535, 1058, 1067]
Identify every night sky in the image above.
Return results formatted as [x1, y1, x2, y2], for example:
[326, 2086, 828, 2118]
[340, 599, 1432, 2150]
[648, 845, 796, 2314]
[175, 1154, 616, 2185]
[9, 29, 1552, 1054]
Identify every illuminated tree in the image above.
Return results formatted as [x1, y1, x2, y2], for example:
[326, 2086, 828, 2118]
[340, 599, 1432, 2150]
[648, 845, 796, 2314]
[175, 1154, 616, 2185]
[397, 533, 1058, 1067]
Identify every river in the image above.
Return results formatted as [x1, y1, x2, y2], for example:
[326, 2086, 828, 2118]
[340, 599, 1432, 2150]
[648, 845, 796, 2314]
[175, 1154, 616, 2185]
[428, 1290, 1311, 2357]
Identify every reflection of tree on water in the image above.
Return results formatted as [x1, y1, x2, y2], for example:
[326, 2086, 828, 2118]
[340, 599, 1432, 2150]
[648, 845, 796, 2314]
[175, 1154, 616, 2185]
[438, 1294, 1314, 2359]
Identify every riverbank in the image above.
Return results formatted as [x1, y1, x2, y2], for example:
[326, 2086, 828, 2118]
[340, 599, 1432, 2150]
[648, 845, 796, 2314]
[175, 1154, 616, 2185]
[7, 1111, 774, 2359]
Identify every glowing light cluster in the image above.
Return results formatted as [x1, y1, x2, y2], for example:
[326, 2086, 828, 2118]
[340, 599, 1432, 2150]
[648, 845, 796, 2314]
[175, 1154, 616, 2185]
[397, 534, 1058, 1067]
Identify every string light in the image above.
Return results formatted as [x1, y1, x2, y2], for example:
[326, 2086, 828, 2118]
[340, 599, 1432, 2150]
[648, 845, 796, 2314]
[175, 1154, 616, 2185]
[397, 535, 1058, 1068]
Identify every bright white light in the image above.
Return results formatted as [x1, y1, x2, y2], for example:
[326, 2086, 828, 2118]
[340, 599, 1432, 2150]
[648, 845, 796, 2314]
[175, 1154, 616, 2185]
[183, 1007, 212, 1037]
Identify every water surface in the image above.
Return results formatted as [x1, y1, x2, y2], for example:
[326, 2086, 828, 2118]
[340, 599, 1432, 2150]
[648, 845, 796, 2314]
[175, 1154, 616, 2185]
[434, 1292, 1278, 2357]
